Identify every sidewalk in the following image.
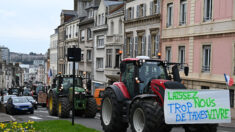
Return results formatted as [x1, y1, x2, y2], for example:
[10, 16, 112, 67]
[219, 119, 235, 128]
[0, 113, 15, 123]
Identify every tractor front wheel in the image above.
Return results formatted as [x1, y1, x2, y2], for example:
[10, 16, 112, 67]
[84, 97, 97, 118]
[48, 91, 58, 116]
[58, 97, 70, 118]
[101, 89, 128, 132]
[130, 99, 171, 132]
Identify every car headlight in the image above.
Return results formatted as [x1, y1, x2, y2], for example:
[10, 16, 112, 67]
[75, 92, 79, 95]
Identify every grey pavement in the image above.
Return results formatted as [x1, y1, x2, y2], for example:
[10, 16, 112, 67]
[0, 113, 16, 123]
[1, 107, 235, 132]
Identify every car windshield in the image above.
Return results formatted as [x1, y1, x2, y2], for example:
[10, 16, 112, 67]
[4, 96, 16, 102]
[139, 61, 167, 81]
[13, 98, 28, 103]
[62, 77, 82, 89]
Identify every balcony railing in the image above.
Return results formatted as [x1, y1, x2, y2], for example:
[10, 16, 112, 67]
[106, 35, 123, 44]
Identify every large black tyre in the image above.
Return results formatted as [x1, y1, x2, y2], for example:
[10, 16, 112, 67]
[84, 97, 97, 118]
[101, 89, 128, 132]
[48, 91, 58, 116]
[58, 97, 70, 118]
[184, 124, 218, 132]
[130, 99, 171, 132]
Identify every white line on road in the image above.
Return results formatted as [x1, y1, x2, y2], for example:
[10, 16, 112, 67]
[35, 111, 48, 113]
[47, 116, 59, 119]
[29, 116, 42, 120]
[9, 116, 16, 121]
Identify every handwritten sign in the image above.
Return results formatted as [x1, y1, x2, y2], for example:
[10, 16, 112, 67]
[164, 89, 231, 124]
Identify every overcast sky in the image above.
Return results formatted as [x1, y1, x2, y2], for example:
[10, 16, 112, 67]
[0, 0, 73, 54]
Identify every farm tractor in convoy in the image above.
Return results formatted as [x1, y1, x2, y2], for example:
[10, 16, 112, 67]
[100, 57, 218, 132]
[48, 74, 97, 118]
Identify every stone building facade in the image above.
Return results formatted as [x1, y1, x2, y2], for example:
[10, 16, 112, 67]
[105, 5, 124, 84]
[124, 0, 161, 59]
[92, 0, 124, 91]
[50, 29, 58, 76]
[161, 0, 235, 117]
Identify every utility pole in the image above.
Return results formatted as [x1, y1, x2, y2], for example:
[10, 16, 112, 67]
[67, 47, 81, 126]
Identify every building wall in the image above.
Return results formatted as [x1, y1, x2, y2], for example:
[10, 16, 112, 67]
[161, 0, 235, 118]
[50, 32, 58, 76]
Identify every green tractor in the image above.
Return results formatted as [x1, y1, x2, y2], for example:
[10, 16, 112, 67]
[48, 74, 97, 118]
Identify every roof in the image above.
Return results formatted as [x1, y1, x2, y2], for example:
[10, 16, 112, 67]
[61, 10, 77, 16]
[104, 0, 123, 6]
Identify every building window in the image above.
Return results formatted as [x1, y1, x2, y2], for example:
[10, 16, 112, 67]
[110, 21, 114, 35]
[106, 49, 112, 68]
[87, 50, 92, 61]
[151, 0, 160, 15]
[230, 89, 234, 108]
[96, 58, 103, 69]
[137, 4, 146, 18]
[88, 9, 93, 18]
[81, 30, 85, 41]
[81, 53, 84, 61]
[180, 0, 187, 25]
[138, 36, 143, 56]
[119, 19, 122, 34]
[102, 13, 105, 25]
[97, 36, 104, 48]
[166, 47, 171, 62]
[167, 3, 173, 27]
[151, 33, 159, 57]
[204, 0, 212, 21]
[178, 46, 185, 69]
[87, 28, 92, 40]
[126, 37, 131, 56]
[202, 45, 211, 72]
[127, 7, 133, 20]
[115, 49, 120, 68]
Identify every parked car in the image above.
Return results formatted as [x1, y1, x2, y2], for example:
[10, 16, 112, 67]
[1, 95, 17, 110]
[6, 97, 34, 115]
[24, 96, 37, 110]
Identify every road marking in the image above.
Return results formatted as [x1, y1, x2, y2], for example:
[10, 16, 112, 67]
[29, 116, 42, 120]
[47, 116, 59, 119]
[9, 116, 16, 121]
[35, 111, 48, 113]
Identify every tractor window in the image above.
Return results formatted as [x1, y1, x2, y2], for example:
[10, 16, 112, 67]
[62, 77, 83, 89]
[121, 63, 136, 98]
[139, 61, 167, 93]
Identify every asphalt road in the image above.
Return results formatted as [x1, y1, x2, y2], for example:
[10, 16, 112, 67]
[9, 107, 235, 132]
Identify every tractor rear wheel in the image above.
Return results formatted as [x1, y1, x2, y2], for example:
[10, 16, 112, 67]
[58, 97, 70, 118]
[84, 97, 97, 118]
[184, 124, 218, 132]
[48, 91, 58, 116]
[101, 89, 128, 132]
[130, 99, 171, 132]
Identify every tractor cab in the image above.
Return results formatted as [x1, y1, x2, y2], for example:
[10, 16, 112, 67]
[120, 57, 188, 98]
[52, 75, 83, 96]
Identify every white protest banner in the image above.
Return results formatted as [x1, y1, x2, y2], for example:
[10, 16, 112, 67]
[164, 89, 231, 124]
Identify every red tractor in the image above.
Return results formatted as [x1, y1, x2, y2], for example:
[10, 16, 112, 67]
[100, 57, 217, 132]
